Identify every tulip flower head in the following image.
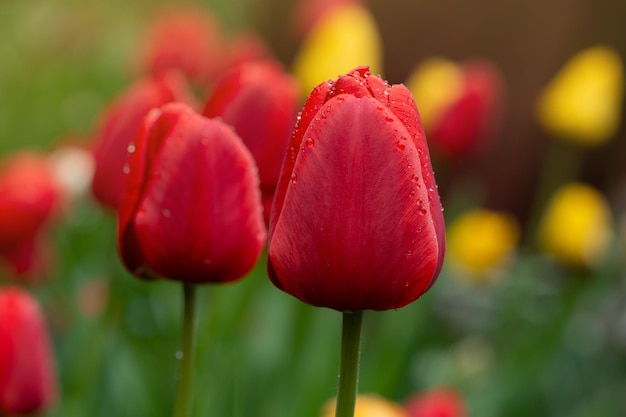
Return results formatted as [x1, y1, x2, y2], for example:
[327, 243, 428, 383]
[91, 71, 194, 210]
[292, 0, 366, 37]
[537, 182, 612, 268]
[536, 45, 624, 146]
[405, 387, 467, 417]
[0, 153, 61, 280]
[267, 67, 445, 311]
[292, 4, 383, 96]
[407, 57, 504, 157]
[118, 103, 266, 283]
[322, 394, 410, 417]
[0, 287, 57, 415]
[203, 60, 299, 223]
[447, 209, 519, 284]
[137, 4, 224, 87]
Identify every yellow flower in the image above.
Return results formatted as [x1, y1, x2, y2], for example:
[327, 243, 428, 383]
[536, 45, 624, 145]
[406, 57, 464, 132]
[321, 394, 409, 417]
[537, 182, 612, 268]
[447, 209, 520, 283]
[292, 4, 383, 96]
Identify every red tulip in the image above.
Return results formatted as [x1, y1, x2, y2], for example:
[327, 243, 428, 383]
[0, 287, 57, 415]
[203, 60, 299, 223]
[292, 0, 366, 37]
[0, 153, 60, 280]
[431, 60, 503, 156]
[118, 103, 266, 283]
[218, 32, 272, 76]
[91, 71, 194, 209]
[137, 4, 224, 87]
[405, 388, 467, 417]
[267, 67, 445, 311]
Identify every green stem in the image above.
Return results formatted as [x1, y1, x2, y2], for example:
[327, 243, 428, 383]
[173, 284, 198, 417]
[335, 311, 363, 417]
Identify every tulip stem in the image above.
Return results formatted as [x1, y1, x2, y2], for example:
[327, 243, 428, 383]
[335, 311, 363, 417]
[174, 284, 198, 417]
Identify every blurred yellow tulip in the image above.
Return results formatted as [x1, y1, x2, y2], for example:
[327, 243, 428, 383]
[406, 57, 465, 133]
[447, 209, 520, 283]
[292, 4, 383, 96]
[537, 182, 613, 268]
[321, 394, 409, 417]
[536, 45, 624, 146]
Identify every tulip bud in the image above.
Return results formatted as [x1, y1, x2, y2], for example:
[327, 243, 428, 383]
[537, 182, 612, 268]
[203, 60, 299, 223]
[0, 153, 60, 281]
[407, 57, 504, 157]
[292, 0, 366, 38]
[136, 4, 224, 87]
[0, 287, 58, 415]
[91, 71, 195, 210]
[0, 153, 60, 253]
[321, 394, 409, 417]
[292, 4, 383, 96]
[267, 67, 445, 311]
[405, 387, 467, 417]
[536, 45, 624, 146]
[447, 209, 519, 284]
[118, 103, 266, 283]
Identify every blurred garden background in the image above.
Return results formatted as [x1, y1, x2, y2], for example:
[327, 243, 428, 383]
[1, 0, 626, 416]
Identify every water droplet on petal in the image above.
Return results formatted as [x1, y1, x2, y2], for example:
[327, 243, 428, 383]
[290, 173, 297, 184]
[396, 142, 406, 151]
[406, 250, 412, 258]
[127, 142, 136, 153]
[305, 137, 314, 148]
[385, 116, 394, 123]
[411, 175, 418, 183]
[409, 190, 416, 198]
[417, 199, 427, 215]
[162, 208, 171, 218]
[123, 164, 130, 174]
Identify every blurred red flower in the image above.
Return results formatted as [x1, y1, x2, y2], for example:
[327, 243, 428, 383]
[405, 387, 467, 417]
[90, 71, 195, 210]
[267, 67, 445, 311]
[0, 153, 60, 281]
[136, 4, 224, 88]
[408, 58, 504, 157]
[118, 103, 266, 283]
[203, 60, 299, 223]
[0, 287, 58, 415]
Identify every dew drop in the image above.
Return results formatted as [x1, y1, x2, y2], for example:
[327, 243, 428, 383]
[127, 142, 136, 153]
[407, 164, 414, 170]
[175, 351, 183, 360]
[409, 190, 416, 198]
[122, 164, 130, 174]
[162, 208, 171, 218]
[305, 137, 314, 148]
[396, 142, 406, 151]
[411, 175, 418, 183]
[417, 199, 427, 215]
[290, 173, 297, 184]
[385, 116, 394, 123]
[406, 250, 412, 258]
